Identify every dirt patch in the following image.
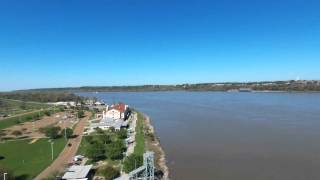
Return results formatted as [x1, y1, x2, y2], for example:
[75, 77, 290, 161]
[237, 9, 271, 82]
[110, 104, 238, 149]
[2, 112, 78, 139]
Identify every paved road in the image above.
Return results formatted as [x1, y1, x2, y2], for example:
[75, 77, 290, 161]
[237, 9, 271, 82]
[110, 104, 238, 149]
[35, 111, 91, 180]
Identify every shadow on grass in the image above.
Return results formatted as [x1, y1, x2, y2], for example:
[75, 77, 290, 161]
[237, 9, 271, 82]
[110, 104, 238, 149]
[15, 174, 29, 180]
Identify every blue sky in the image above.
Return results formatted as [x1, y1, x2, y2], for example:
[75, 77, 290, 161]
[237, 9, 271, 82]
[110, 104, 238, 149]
[0, 0, 320, 91]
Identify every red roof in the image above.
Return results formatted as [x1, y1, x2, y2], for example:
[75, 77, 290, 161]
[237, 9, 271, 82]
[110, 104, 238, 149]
[111, 103, 126, 113]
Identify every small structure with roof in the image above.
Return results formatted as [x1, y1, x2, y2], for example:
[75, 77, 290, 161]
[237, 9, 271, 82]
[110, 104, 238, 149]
[62, 165, 93, 180]
[89, 117, 128, 132]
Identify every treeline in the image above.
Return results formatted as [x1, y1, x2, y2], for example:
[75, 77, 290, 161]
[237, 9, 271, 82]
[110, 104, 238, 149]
[5, 80, 320, 93]
[0, 92, 84, 102]
[21, 85, 182, 92]
[181, 81, 320, 91]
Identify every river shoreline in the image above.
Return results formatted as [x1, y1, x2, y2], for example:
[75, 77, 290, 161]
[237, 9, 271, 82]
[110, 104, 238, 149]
[143, 113, 170, 180]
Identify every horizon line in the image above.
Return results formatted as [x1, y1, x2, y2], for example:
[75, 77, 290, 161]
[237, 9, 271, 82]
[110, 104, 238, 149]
[3, 79, 319, 92]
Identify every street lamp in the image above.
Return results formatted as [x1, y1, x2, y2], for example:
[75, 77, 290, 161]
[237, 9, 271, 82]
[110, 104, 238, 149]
[64, 117, 67, 140]
[3, 173, 7, 180]
[48, 140, 54, 161]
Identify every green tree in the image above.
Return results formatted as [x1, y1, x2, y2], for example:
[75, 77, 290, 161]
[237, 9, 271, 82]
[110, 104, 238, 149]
[85, 142, 105, 162]
[97, 134, 111, 145]
[84, 135, 94, 144]
[44, 126, 61, 139]
[106, 147, 123, 160]
[78, 110, 85, 118]
[116, 129, 127, 139]
[97, 165, 120, 180]
[123, 154, 143, 173]
[65, 128, 74, 138]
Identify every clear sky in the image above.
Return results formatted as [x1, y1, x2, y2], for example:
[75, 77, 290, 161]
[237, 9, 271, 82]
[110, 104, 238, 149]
[0, 0, 320, 91]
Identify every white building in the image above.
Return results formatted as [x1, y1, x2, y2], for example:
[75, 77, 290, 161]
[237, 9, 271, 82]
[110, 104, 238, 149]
[62, 165, 92, 180]
[89, 117, 128, 132]
[103, 103, 129, 120]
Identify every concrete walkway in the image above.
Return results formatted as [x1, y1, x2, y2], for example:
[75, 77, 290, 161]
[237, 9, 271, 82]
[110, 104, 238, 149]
[126, 113, 137, 156]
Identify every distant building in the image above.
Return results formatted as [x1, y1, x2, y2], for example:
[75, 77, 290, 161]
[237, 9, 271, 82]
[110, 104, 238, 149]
[48, 101, 76, 107]
[94, 101, 105, 106]
[239, 88, 252, 92]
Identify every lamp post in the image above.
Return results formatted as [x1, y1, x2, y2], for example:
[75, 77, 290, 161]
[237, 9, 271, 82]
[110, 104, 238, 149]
[64, 117, 67, 140]
[3, 173, 7, 180]
[48, 140, 54, 160]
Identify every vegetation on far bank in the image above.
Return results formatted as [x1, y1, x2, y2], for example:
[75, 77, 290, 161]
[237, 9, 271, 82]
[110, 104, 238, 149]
[8, 80, 320, 92]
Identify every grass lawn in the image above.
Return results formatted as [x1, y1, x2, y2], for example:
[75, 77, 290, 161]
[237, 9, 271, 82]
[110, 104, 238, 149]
[134, 112, 145, 156]
[0, 98, 50, 117]
[77, 136, 90, 156]
[0, 138, 67, 179]
[0, 108, 60, 130]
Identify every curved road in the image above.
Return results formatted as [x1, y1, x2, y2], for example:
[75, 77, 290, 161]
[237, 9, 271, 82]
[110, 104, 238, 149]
[35, 111, 91, 180]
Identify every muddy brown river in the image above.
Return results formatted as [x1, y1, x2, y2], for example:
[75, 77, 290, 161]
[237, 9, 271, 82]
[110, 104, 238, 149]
[79, 92, 320, 180]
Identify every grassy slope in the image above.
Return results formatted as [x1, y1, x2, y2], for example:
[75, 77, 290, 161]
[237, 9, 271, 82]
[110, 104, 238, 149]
[134, 112, 145, 156]
[0, 108, 59, 130]
[0, 98, 50, 116]
[0, 138, 66, 179]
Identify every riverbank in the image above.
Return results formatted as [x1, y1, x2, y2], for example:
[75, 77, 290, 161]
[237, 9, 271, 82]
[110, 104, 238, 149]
[143, 113, 170, 180]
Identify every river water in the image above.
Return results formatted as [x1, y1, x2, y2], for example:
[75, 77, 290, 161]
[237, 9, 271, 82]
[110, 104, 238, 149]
[78, 92, 320, 180]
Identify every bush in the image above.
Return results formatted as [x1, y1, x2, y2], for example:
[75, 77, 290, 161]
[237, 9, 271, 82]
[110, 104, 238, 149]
[106, 145, 124, 160]
[97, 165, 120, 180]
[64, 128, 73, 138]
[123, 154, 143, 173]
[11, 130, 22, 137]
[97, 134, 111, 145]
[116, 129, 127, 139]
[44, 111, 52, 116]
[44, 126, 61, 139]
[26, 115, 33, 121]
[78, 110, 85, 118]
[85, 142, 106, 162]
[84, 135, 94, 144]
[34, 114, 41, 120]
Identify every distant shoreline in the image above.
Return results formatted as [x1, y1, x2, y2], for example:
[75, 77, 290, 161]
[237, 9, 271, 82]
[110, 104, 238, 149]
[6, 80, 320, 93]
